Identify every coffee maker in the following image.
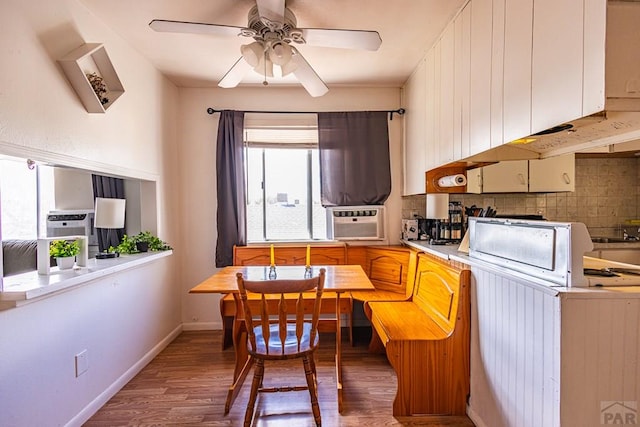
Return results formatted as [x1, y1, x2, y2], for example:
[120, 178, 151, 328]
[417, 218, 429, 240]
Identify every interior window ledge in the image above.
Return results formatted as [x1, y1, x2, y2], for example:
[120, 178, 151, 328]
[0, 251, 172, 310]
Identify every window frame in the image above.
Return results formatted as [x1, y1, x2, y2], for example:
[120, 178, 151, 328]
[243, 114, 325, 242]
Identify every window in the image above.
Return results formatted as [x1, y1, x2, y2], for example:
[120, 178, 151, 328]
[244, 114, 326, 241]
[0, 156, 54, 240]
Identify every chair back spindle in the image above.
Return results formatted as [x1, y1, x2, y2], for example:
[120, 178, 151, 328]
[236, 269, 326, 357]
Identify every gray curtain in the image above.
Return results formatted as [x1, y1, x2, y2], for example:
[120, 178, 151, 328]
[317, 111, 391, 206]
[215, 110, 246, 267]
[92, 174, 125, 252]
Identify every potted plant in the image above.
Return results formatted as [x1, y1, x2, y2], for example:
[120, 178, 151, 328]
[134, 231, 172, 252]
[115, 232, 172, 254]
[115, 234, 139, 254]
[49, 239, 80, 270]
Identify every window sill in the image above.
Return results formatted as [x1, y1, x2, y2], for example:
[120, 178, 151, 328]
[0, 250, 172, 310]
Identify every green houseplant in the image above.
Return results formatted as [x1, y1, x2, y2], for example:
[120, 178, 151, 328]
[115, 232, 172, 254]
[49, 239, 80, 270]
[134, 231, 172, 252]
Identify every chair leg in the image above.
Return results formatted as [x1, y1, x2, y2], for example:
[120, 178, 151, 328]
[244, 358, 263, 427]
[303, 354, 321, 426]
[309, 354, 318, 390]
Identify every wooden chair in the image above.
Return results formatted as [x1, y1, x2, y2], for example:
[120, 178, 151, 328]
[236, 268, 326, 427]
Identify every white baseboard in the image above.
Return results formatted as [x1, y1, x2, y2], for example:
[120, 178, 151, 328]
[65, 324, 183, 427]
[182, 321, 220, 331]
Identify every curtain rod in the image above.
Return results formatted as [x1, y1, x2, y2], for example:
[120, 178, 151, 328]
[206, 107, 406, 120]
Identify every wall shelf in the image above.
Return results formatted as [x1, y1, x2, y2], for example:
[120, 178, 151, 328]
[58, 43, 125, 113]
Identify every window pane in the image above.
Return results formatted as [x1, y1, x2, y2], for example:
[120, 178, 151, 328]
[245, 147, 326, 242]
[246, 148, 264, 241]
[0, 157, 37, 240]
[264, 149, 309, 240]
[311, 150, 326, 239]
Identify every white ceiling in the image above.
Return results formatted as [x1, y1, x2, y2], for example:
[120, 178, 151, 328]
[79, 0, 466, 89]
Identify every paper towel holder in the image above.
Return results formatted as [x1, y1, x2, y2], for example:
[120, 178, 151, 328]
[426, 166, 467, 193]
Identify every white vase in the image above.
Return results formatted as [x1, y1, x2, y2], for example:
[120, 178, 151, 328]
[56, 256, 75, 270]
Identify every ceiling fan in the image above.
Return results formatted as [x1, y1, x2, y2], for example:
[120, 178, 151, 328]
[149, 0, 382, 97]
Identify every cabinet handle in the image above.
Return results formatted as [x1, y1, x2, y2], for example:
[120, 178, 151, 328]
[517, 173, 525, 185]
[562, 173, 571, 184]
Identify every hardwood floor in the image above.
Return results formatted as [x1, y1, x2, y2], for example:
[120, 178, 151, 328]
[85, 330, 475, 426]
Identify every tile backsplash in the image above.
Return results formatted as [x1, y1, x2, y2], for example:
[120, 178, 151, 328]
[402, 157, 640, 238]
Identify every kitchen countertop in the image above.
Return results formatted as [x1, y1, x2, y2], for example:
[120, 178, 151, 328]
[402, 239, 640, 297]
[0, 250, 172, 309]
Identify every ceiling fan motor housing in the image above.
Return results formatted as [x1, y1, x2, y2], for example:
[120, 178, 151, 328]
[245, 6, 304, 44]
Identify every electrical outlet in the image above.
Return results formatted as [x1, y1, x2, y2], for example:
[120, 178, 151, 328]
[75, 350, 89, 377]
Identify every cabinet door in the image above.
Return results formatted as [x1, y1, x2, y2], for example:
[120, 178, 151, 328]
[583, 0, 605, 114]
[482, 160, 529, 193]
[439, 23, 455, 165]
[603, 1, 639, 111]
[469, 0, 492, 156]
[503, 0, 533, 144]
[531, 0, 584, 133]
[455, 4, 472, 160]
[403, 57, 427, 195]
[466, 167, 482, 194]
[529, 153, 575, 192]
[425, 49, 438, 171]
[490, 0, 505, 148]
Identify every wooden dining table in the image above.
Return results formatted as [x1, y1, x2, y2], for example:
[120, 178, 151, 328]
[190, 264, 374, 414]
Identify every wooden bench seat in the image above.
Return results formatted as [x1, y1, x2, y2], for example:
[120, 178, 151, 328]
[366, 253, 470, 417]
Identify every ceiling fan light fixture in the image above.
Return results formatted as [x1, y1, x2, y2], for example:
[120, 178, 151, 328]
[268, 41, 293, 66]
[240, 41, 265, 67]
[280, 57, 298, 76]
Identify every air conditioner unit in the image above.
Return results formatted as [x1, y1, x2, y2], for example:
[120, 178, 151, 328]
[326, 206, 385, 241]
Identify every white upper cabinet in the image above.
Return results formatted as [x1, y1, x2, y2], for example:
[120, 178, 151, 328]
[455, 4, 472, 160]
[529, 153, 575, 192]
[425, 49, 437, 171]
[604, 1, 637, 111]
[466, 166, 483, 194]
[469, 0, 493, 157]
[481, 160, 529, 193]
[400, 0, 605, 190]
[531, 0, 585, 133]
[502, 0, 533, 144]
[439, 23, 456, 165]
[490, 0, 505, 149]
[476, 153, 575, 193]
[402, 57, 428, 196]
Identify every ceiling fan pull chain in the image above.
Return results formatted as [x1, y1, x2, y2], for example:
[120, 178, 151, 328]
[263, 51, 269, 86]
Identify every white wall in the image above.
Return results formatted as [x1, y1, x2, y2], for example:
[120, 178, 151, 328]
[177, 86, 404, 330]
[0, 0, 182, 425]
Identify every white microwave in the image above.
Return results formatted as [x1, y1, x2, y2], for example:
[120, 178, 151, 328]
[326, 206, 385, 241]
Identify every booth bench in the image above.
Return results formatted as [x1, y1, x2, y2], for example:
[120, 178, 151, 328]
[366, 253, 470, 416]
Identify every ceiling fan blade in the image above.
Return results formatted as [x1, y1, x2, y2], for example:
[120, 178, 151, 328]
[149, 19, 244, 38]
[218, 57, 253, 88]
[290, 48, 328, 97]
[256, 0, 285, 26]
[300, 28, 382, 51]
